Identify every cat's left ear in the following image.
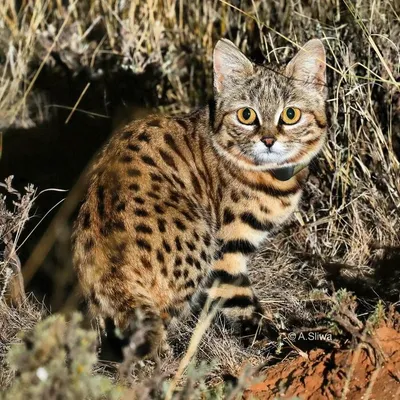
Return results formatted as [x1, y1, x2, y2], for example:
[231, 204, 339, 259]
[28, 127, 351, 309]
[286, 39, 326, 91]
[213, 39, 253, 93]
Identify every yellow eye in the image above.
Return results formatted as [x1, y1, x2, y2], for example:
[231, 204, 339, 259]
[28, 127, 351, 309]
[281, 107, 301, 125]
[237, 107, 257, 125]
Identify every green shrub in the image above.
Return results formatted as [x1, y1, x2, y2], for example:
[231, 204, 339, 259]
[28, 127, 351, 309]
[1, 313, 123, 400]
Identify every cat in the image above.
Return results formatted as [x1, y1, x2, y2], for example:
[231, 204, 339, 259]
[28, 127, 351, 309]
[72, 38, 327, 358]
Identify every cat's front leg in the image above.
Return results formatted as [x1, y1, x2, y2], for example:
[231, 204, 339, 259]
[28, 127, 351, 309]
[198, 220, 278, 341]
[207, 253, 276, 340]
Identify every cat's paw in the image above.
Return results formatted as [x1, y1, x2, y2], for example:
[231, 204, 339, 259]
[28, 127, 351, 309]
[239, 312, 279, 346]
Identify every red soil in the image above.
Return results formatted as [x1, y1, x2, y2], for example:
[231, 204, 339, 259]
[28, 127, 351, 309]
[244, 327, 400, 400]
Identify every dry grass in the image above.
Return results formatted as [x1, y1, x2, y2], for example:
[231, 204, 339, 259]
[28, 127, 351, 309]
[1, 0, 400, 396]
[0, 177, 43, 388]
[0, 297, 43, 388]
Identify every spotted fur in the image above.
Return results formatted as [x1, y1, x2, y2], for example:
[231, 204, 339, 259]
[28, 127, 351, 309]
[72, 39, 327, 357]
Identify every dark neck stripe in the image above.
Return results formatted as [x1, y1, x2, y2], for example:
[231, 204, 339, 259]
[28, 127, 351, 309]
[228, 167, 301, 197]
[223, 161, 302, 196]
[240, 212, 273, 231]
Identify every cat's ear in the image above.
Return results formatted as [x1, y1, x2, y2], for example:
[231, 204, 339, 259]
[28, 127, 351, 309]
[213, 39, 253, 93]
[286, 39, 326, 91]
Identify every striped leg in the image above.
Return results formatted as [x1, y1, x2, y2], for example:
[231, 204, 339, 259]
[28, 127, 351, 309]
[204, 206, 283, 340]
[205, 251, 264, 336]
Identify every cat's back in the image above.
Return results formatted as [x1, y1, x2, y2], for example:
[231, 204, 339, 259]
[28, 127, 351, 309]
[92, 113, 198, 173]
[72, 111, 218, 322]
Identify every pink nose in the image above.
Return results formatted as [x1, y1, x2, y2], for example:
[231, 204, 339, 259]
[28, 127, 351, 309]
[261, 136, 276, 148]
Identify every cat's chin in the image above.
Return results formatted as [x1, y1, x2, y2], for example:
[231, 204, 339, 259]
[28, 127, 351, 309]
[251, 141, 297, 165]
[251, 153, 314, 172]
[252, 154, 299, 171]
[253, 154, 291, 166]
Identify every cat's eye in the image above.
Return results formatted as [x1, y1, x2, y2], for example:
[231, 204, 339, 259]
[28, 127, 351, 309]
[237, 107, 258, 125]
[280, 107, 301, 125]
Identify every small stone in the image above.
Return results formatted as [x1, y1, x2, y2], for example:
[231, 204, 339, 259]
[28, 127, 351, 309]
[36, 367, 48, 381]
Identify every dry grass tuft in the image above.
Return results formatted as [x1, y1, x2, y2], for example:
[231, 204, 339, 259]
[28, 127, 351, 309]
[0, 297, 43, 389]
[0, 177, 43, 388]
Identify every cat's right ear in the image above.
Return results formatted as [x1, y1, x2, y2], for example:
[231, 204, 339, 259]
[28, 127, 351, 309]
[213, 39, 253, 93]
[286, 39, 326, 91]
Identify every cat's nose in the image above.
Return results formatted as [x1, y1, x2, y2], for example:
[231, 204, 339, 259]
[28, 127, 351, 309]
[261, 136, 276, 148]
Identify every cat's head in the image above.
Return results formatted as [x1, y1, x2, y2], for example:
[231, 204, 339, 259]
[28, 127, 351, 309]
[211, 38, 327, 172]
